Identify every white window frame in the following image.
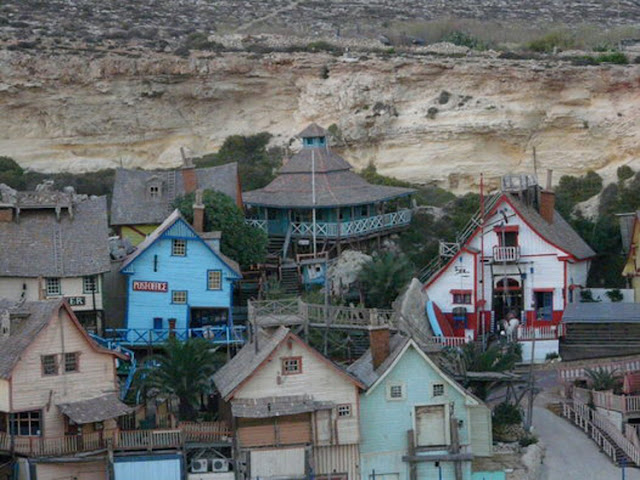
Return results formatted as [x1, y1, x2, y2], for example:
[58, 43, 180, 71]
[45, 277, 61, 297]
[83, 275, 99, 294]
[433, 383, 445, 397]
[171, 239, 187, 256]
[171, 290, 188, 304]
[64, 352, 79, 373]
[386, 382, 406, 401]
[207, 270, 222, 290]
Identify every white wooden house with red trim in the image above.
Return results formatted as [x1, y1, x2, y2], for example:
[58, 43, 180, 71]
[422, 176, 595, 343]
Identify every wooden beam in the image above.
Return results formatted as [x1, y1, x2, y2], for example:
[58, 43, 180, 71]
[402, 453, 473, 462]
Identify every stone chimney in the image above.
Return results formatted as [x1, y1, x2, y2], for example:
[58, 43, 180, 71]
[193, 189, 205, 233]
[539, 169, 555, 224]
[370, 326, 391, 370]
[0, 310, 10, 337]
[0, 205, 13, 223]
[181, 147, 198, 194]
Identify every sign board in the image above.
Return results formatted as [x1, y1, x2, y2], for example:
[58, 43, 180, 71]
[132, 281, 168, 293]
[65, 296, 86, 307]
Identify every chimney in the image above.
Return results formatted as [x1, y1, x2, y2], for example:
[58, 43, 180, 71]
[539, 169, 555, 224]
[0, 310, 10, 337]
[181, 147, 197, 194]
[370, 326, 391, 370]
[0, 206, 13, 223]
[193, 189, 205, 233]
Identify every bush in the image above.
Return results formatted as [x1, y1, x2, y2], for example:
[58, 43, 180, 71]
[357, 252, 414, 309]
[579, 289, 598, 302]
[545, 352, 560, 361]
[606, 288, 624, 302]
[596, 52, 628, 64]
[618, 165, 635, 181]
[443, 30, 484, 49]
[555, 170, 603, 217]
[519, 434, 538, 447]
[184, 32, 223, 51]
[527, 30, 575, 53]
[305, 41, 340, 54]
[0, 156, 26, 189]
[492, 402, 523, 426]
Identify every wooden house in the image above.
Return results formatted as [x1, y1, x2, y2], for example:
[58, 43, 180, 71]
[213, 327, 365, 480]
[561, 302, 640, 360]
[110, 157, 241, 246]
[422, 174, 594, 345]
[0, 298, 131, 480]
[117, 208, 242, 347]
[348, 329, 492, 480]
[0, 183, 111, 333]
[243, 124, 415, 259]
[621, 211, 640, 301]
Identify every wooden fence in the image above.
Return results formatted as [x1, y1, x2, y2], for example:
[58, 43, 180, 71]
[558, 358, 640, 383]
[517, 324, 564, 341]
[574, 387, 640, 414]
[0, 422, 232, 457]
[562, 402, 617, 464]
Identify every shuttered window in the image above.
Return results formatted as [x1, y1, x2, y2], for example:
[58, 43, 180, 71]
[415, 405, 447, 447]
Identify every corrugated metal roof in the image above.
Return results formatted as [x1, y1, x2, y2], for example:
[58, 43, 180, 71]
[563, 302, 640, 323]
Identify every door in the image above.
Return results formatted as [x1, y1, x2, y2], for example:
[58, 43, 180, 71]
[415, 405, 448, 447]
[534, 291, 553, 320]
[315, 409, 332, 445]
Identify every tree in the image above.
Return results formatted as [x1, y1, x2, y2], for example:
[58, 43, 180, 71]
[585, 367, 621, 392]
[174, 189, 267, 268]
[357, 252, 413, 309]
[141, 338, 220, 420]
[193, 133, 282, 191]
[0, 156, 26, 189]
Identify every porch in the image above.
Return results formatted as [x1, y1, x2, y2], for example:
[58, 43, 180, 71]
[0, 422, 232, 457]
[246, 209, 412, 239]
[105, 326, 246, 347]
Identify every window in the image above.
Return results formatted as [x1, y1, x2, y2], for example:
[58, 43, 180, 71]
[149, 185, 160, 198]
[172, 290, 187, 304]
[9, 410, 41, 436]
[83, 275, 99, 294]
[534, 290, 554, 321]
[207, 270, 222, 290]
[452, 292, 472, 305]
[64, 352, 79, 373]
[45, 277, 61, 297]
[281, 357, 302, 375]
[42, 354, 58, 376]
[153, 317, 163, 330]
[387, 383, 405, 400]
[360, 205, 368, 217]
[337, 404, 352, 417]
[433, 384, 445, 397]
[171, 239, 187, 256]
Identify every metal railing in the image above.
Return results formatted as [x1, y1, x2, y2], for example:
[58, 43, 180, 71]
[493, 246, 521, 263]
[290, 209, 412, 239]
[105, 326, 246, 347]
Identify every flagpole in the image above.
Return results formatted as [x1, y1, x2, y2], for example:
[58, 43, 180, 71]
[312, 149, 317, 257]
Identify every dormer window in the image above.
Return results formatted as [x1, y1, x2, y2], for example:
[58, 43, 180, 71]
[145, 176, 164, 200]
[149, 185, 160, 198]
[302, 136, 327, 148]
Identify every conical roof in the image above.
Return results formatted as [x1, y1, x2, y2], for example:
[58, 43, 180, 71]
[297, 123, 328, 138]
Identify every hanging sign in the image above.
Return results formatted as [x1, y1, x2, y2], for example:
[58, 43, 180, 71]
[132, 281, 168, 292]
[65, 296, 86, 307]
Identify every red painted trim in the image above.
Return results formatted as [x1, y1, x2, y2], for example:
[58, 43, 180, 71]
[281, 356, 303, 375]
[473, 251, 479, 329]
[533, 288, 555, 293]
[563, 259, 568, 309]
[450, 289, 472, 295]
[569, 284, 583, 290]
[520, 253, 560, 258]
[424, 246, 478, 289]
[493, 225, 519, 233]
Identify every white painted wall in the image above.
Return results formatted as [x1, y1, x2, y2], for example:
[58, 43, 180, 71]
[579, 288, 635, 303]
[0, 276, 103, 311]
[0, 379, 9, 411]
[250, 448, 305, 479]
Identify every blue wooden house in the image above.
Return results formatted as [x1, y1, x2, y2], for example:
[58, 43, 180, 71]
[115, 209, 243, 346]
[243, 124, 415, 258]
[348, 329, 493, 480]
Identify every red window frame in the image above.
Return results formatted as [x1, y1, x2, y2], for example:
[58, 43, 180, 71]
[494, 225, 519, 247]
[451, 289, 472, 305]
[281, 356, 302, 375]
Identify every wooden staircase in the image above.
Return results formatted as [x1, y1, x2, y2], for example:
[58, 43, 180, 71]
[280, 263, 300, 294]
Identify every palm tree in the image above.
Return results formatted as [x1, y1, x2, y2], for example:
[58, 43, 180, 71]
[357, 252, 413, 309]
[141, 338, 220, 420]
[585, 367, 621, 392]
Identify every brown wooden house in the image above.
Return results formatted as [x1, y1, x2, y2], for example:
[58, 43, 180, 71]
[213, 326, 365, 480]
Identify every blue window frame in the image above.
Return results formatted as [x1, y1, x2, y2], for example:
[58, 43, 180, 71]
[153, 317, 163, 330]
[534, 290, 553, 321]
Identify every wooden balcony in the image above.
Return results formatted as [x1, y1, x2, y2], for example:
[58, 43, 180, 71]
[105, 326, 246, 347]
[492, 246, 521, 263]
[574, 387, 640, 415]
[0, 422, 232, 457]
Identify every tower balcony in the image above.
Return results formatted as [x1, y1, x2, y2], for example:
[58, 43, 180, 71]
[492, 246, 521, 263]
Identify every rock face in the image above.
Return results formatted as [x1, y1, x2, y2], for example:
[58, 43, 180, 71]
[1, 48, 640, 191]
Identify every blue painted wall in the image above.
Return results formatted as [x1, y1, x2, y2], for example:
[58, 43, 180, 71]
[359, 345, 479, 480]
[114, 454, 182, 480]
[122, 218, 239, 331]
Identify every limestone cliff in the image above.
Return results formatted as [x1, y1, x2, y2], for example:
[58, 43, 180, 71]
[1, 49, 639, 192]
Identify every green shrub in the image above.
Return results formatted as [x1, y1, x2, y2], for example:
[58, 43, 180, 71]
[184, 32, 223, 51]
[545, 352, 560, 361]
[606, 288, 624, 302]
[0, 156, 26, 189]
[617, 165, 634, 181]
[596, 52, 628, 64]
[306, 41, 340, 53]
[527, 30, 575, 53]
[492, 402, 523, 426]
[443, 30, 484, 49]
[519, 434, 538, 447]
[555, 170, 603, 217]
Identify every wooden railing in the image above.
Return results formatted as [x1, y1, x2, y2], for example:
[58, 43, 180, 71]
[558, 358, 640, 383]
[493, 246, 521, 263]
[572, 397, 640, 466]
[0, 422, 232, 457]
[105, 326, 246, 347]
[574, 387, 640, 414]
[562, 402, 617, 464]
[517, 324, 564, 341]
[626, 424, 640, 450]
[248, 299, 467, 347]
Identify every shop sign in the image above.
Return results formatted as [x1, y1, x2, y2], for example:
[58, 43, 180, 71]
[132, 281, 168, 292]
[65, 296, 86, 307]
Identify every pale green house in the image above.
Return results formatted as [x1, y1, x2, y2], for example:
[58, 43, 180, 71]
[348, 333, 493, 480]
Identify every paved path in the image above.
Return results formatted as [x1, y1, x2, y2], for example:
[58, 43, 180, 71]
[533, 404, 640, 480]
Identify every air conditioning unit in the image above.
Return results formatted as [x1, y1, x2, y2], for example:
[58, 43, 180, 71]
[191, 459, 209, 473]
[211, 459, 230, 473]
